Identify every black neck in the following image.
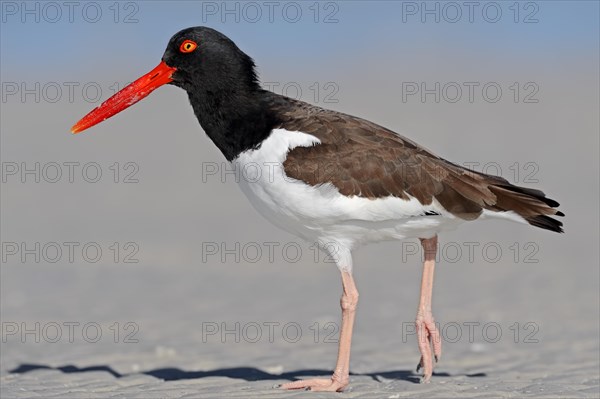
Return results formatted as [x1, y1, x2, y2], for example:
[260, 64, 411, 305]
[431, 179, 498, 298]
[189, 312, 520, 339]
[186, 85, 282, 161]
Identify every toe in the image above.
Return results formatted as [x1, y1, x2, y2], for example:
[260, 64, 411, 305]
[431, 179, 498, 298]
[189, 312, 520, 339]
[310, 382, 346, 392]
[280, 378, 334, 390]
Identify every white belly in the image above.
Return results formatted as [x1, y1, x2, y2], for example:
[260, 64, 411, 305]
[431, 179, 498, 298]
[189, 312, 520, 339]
[232, 129, 463, 253]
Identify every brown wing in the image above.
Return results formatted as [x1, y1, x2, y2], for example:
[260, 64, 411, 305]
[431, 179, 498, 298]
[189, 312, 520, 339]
[275, 100, 563, 230]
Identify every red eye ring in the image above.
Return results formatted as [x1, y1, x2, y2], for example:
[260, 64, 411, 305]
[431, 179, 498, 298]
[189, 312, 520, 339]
[180, 40, 197, 53]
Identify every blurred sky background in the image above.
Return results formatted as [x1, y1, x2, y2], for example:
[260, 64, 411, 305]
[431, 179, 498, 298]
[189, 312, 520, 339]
[1, 0, 598, 246]
[0, 1, 599, 389]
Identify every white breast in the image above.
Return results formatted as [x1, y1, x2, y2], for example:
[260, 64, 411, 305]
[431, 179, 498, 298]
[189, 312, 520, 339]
[232, 129, 463, 268]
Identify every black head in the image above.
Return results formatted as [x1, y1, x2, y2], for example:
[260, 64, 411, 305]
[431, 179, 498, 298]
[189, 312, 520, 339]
[161, 27, 279, 160]
[71, 26, 280, 160]
[163, 27, 260, 94]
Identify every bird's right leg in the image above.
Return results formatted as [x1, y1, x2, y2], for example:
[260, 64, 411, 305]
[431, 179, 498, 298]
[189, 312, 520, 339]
[280, 270, 358, 392]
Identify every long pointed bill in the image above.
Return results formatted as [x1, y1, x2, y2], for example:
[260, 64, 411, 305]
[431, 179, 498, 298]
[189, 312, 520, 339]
[71, 61, 176, 134]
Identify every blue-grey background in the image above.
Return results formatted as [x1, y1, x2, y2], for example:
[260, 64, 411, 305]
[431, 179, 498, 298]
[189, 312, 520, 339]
[1, 1, 599, 398]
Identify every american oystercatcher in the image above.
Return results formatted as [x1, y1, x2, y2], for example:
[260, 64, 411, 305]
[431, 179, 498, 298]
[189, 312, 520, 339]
[71, 27, 564, 391]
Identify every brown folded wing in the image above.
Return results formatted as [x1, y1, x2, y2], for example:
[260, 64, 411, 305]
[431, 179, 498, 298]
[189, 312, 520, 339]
[274, 100, 562, 231]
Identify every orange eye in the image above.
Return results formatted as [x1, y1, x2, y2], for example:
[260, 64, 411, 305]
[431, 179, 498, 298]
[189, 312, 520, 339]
[180, 40, 197, 53]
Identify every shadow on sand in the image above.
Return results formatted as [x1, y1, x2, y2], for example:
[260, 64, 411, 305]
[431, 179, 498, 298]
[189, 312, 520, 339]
[9, 363, 486, 384]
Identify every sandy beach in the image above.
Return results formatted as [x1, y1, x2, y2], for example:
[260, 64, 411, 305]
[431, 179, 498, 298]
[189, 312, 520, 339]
[2, 232, 599, 398]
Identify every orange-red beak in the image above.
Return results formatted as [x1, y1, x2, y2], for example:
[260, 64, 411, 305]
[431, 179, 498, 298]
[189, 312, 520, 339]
[71, 61, 176, 134]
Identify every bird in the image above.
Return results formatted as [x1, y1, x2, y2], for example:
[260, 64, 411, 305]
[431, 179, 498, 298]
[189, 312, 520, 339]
[71, 26, 564, 392]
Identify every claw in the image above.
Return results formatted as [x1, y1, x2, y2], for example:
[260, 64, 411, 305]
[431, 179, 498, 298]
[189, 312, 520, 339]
[416, 357, 423, 372]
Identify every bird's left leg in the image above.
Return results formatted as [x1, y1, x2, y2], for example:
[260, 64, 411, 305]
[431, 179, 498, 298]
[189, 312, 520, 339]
[415, 235, 442, 383]
[280, 270, 358, 392]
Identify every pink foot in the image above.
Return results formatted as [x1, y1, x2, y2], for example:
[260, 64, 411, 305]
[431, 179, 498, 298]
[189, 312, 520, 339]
[415, 311, 442, 383]
[279, 375, 348, 392]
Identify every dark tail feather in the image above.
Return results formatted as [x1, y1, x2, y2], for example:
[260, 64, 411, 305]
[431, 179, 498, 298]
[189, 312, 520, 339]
[526, 215, 564, 233]
[496, 184, 560, 208]
[488, 184, 564, 233]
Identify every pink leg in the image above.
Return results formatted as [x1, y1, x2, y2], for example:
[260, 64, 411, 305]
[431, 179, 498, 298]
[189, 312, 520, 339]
[280, 271, 358, 392]
[415, 235, 442, 383]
